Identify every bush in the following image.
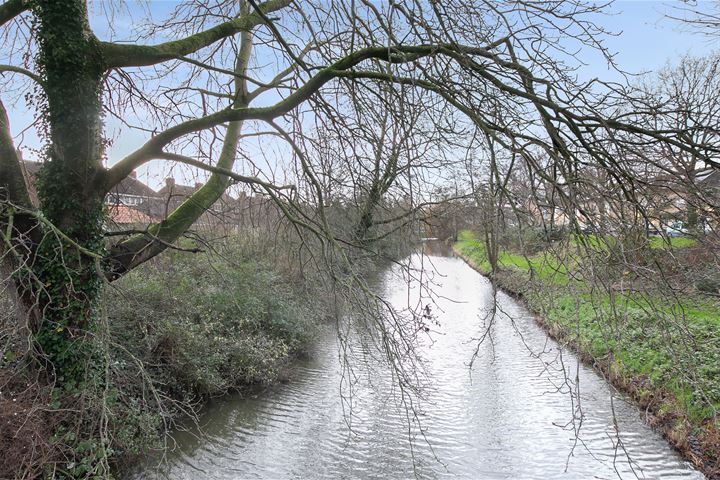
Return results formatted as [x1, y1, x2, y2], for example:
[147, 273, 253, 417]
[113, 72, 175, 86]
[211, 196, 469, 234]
[102, 239, 326, 463]
[695, 268, 720, 296]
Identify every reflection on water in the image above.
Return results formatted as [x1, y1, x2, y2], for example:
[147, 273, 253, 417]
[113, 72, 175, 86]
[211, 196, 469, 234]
[135, 244, 701, 480]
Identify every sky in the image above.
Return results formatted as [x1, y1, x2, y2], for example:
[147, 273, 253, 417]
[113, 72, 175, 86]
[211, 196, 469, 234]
[579, 1, 717, 80]
[4, 0, 719, 189]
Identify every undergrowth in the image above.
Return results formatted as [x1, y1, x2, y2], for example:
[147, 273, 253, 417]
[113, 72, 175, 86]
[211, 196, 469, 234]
[101, 240, 329, 469]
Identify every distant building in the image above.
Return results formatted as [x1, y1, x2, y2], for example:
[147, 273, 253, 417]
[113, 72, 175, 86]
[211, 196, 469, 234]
[697, 169, 720, 198]
[157, 177, 238, 231]
[645, 168, 719, 233]
[19, 156, 157, 228]
[106, 204, 155, 229]
[19, 156, 279, 233]
[106, 171, 160, 214]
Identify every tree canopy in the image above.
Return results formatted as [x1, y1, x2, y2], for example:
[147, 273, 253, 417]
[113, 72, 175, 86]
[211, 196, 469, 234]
[1, 0, 719, 477]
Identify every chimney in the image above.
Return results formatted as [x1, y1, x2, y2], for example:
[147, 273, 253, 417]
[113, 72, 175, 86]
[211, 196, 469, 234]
[129, 170, 137, 179]
[195, 182, 203, 189]
[165, 177, 175, 188]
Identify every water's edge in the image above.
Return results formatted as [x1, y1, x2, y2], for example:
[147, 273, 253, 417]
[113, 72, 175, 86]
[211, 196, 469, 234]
[452, 244, 714, 479]
[133, 248, 704, 479]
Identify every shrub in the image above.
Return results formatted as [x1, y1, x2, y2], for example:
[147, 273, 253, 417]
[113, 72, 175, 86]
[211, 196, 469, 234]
[695, 268, 720, 296]
[102, 239, 326, 462]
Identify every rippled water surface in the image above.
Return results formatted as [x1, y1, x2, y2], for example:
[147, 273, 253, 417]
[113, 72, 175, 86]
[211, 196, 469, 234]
[136, 244, 702, 479]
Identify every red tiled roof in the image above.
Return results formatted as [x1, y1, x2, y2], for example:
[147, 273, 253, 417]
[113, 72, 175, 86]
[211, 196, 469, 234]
[108, 204, 154, 224]
[110, 175, 158, 198]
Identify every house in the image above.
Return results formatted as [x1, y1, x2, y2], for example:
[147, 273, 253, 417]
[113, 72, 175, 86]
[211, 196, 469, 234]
[697, 168, 720, 198]
[19, 156, 158, 229]
[157, 177, 237, 231]
[106, 204, 155, 229]
[106, 171, 161, 217]
[233, 190, 280, 231]
[157, 177, 279, 233]
[20, 157, 158, 229]
[19, 155, 279, 233]
[644, 167, 719, 233]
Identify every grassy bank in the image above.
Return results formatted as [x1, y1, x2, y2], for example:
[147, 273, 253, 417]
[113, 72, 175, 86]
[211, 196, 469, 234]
[455, 230, 719, 478]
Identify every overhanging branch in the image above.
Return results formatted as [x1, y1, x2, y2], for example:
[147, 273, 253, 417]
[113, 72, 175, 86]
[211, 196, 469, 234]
[101, 0, 291, 68]
[0, 64, 45, 87]
[103, 44, 444, 190]
[156, 151, 295, 192]
[105, 42, 720, 195]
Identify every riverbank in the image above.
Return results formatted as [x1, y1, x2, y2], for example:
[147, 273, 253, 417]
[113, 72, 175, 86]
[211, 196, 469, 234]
[453, 232, 719, 479]
[130, 248, 702, 479]
[0, 236, 336, 478]
[106, 236, 414, 477]
[105, 241, 335, 474]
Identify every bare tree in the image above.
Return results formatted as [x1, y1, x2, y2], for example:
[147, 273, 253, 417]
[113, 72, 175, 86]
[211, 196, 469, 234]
[638, 53, 720, 233]
[667, 0, 720, 39]
[1, 0, 720, 475]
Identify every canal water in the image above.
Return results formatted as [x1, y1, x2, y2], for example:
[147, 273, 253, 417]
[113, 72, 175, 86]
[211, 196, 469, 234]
[136, 244, 702, 479]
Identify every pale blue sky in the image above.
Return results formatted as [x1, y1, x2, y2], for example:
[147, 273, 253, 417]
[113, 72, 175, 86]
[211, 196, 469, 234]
[5, 0, 719, 188]
[578, 1, 717, 80]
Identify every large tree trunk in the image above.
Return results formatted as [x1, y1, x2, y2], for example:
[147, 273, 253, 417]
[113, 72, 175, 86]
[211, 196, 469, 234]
[28, 0, 107, 385]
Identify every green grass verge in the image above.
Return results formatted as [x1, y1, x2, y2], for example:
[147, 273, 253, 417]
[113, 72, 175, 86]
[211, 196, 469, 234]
[455, 230, 720, 426]
[567, 233, 698, 251]
[455, 231, 568, 284]
[649, 236, 699, 250]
